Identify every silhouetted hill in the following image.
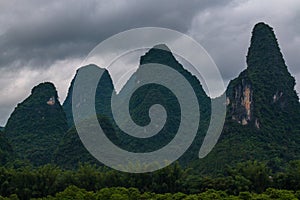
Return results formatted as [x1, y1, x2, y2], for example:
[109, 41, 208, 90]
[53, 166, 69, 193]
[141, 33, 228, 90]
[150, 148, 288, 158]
[58, 45, 211, 168]
[190, 22, 300, 174]
[4, 82, 68, 166]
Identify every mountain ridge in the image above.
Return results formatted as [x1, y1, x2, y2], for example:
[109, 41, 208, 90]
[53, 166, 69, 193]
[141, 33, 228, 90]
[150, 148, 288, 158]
[2, 22, 300, 174]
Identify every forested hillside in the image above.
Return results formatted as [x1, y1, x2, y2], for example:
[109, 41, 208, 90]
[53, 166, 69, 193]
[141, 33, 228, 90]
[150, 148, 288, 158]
[189, 22, 300, 174]
[4, 83, 68, 166]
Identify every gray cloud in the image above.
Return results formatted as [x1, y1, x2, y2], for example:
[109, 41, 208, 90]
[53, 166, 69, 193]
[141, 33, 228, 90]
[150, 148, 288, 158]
[0, 0, 230, 70]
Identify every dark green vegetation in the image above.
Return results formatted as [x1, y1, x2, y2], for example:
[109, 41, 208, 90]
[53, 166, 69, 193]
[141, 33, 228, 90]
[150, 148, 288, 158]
[190, 22, 300, 174]
[1, 22, 300, 199]
[0, 133, 12, 165]
[134, 44, 210, 160]
[4, 83, 68, 166]
[62, 65, 115, 128]
[53, 116, 115, 169]
[58, 43, 211, 168]
[0, 161, 300, 199]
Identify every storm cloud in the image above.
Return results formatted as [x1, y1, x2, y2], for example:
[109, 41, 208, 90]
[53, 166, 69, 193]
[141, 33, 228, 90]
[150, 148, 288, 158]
[0, 0, 229, 69]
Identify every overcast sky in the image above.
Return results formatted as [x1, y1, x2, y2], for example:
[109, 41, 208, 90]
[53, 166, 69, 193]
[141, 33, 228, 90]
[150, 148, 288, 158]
[0, 0, 299, 126]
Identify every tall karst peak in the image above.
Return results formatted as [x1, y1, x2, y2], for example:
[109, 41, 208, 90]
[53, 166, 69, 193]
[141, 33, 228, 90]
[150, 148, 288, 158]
[226, 22, 300, 129]
[193, 23, 300, 174]
[152, 43, 171, 52]
[140, 44, 179, 67]
[4, 82, 68, 166]
[63, 64, 114, 128]
[247, 22, 285, 70]
[31, 82, 57, 95]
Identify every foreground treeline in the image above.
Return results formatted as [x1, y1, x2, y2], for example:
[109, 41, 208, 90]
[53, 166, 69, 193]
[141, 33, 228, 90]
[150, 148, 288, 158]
[2, 187, 299, 200]
[1, 160, 300, 199]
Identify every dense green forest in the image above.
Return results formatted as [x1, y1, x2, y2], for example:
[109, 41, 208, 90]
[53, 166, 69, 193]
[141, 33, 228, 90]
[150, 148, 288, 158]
[1, 160, 300, 199]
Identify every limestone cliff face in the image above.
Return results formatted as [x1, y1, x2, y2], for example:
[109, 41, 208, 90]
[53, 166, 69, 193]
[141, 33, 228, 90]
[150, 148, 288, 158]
[227, 76, 254, 126]
[233, 83, 252, 124]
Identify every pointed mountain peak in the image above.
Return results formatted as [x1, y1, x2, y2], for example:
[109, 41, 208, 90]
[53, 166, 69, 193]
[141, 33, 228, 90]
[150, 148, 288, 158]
[63, 64, 114, 127]
[31, 82, 58, 98]
[253, 22, 273, 31]
[152, 43, 171, 52]
[75, 64, 106, 73]
[250, 22, 277, 47]
[140, 44, 177, 66]
[247, 22, 285, 69]
[245, 22, 295, 92]
[5, 82, 68, 165]
[226, 22, 299, 128]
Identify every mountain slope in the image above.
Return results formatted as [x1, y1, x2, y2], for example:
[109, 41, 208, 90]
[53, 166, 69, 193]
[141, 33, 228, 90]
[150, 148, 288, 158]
[115, 44, 210, 162]
[55, 66, 116, 168]
[57, 22, 300, 173]
[58, 45, 211, 168]
[227, 22, 300, 128]
[0, 130, 13, 165]
[4, 82, 68, 166]
[63, 64, 115, 128]
[191, 22, 300, 174]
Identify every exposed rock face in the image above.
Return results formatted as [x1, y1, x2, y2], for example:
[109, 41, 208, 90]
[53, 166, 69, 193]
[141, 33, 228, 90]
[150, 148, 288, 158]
[227, 74, 254, 126]
[47, 96, 56, 105]
[231, 81, 252, 125]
